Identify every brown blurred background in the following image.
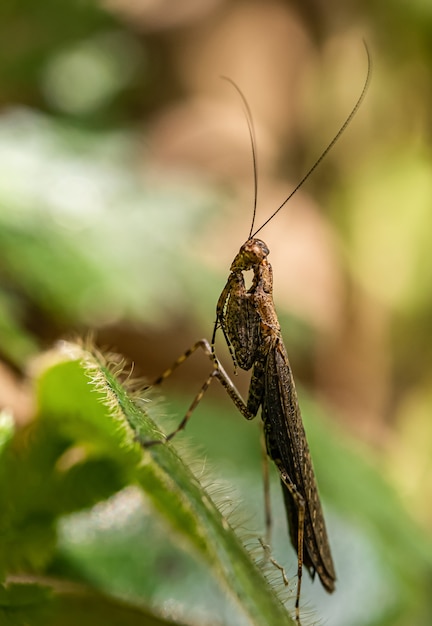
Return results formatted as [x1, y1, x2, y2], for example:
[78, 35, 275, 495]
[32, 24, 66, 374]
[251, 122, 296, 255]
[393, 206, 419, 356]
[1, 1, 432, 624]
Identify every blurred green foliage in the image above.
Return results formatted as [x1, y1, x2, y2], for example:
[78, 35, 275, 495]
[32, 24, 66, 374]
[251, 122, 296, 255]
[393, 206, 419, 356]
[0, 343, 294, 625]
[1, 342, 432, 625]
[2, 1, 432, 625]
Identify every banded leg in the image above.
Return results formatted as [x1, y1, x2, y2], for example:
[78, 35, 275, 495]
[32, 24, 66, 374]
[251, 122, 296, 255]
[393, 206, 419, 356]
[278, 466, 306, 625]
[144, 339, 256, 448]
[259, 429, 289, 586]
[152, 339, 212, 386]
[261, 429, 272, 546]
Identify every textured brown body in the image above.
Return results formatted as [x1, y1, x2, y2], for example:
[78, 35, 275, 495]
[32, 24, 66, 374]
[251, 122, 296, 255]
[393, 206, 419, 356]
[215, 238, 336, 598]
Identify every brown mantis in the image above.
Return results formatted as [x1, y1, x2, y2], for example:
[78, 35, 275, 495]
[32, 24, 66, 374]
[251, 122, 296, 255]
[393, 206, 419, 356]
[145, 45, 371, 623]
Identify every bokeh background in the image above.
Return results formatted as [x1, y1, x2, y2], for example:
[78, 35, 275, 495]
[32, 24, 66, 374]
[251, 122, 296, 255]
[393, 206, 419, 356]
[2, 1, 432, 625]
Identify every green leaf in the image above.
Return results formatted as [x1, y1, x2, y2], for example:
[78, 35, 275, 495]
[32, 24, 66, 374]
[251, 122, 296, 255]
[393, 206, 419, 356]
[33, 342, 293, 626]
[0, 582, 52, 626]
[0, 580, 181, 626]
